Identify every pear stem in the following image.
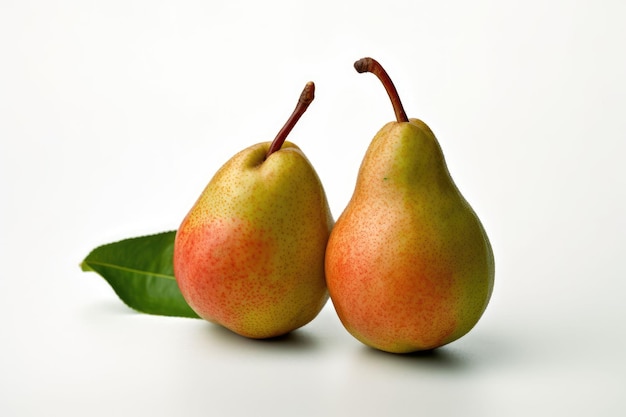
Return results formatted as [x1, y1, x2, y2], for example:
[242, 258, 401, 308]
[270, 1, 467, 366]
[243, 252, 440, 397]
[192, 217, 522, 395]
[354, 57, 409, 123]
[265, 81, 315, 159]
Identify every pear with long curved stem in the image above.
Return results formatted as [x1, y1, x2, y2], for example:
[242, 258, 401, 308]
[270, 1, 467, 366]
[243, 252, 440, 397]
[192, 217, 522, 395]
[174, 82, 333, 339]
[325, 58, 495, 353]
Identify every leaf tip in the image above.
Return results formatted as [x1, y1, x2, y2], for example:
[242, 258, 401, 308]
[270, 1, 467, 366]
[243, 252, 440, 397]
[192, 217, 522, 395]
[80, 260, 93, 272]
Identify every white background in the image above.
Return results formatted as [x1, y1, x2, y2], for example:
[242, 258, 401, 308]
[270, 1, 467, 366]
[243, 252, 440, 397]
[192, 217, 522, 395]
[1, 1, 625, 416]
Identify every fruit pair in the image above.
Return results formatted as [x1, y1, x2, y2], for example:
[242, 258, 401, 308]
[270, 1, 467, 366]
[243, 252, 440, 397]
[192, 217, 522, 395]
[173, 58, 494, 353]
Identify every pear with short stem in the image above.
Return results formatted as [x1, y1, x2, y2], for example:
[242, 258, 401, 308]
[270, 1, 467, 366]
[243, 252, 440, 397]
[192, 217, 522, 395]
[174, 82, 333, 339]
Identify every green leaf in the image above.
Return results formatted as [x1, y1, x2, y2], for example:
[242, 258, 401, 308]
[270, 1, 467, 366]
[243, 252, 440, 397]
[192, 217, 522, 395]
[81, 231, 199, 318]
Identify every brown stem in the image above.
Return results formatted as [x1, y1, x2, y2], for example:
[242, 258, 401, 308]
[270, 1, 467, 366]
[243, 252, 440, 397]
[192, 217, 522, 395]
[354, 57, 408, 123]
[265, 81, 315, 159]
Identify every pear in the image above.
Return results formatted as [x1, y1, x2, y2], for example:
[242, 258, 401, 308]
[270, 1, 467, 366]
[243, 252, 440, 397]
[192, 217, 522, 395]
[174, 82, 333, 339]
[325, 58, 494, 353]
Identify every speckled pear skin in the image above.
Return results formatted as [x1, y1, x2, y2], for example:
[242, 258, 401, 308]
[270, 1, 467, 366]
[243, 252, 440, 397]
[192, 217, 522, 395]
[325, 119, 494, 353]
[174, 141, 333, 339]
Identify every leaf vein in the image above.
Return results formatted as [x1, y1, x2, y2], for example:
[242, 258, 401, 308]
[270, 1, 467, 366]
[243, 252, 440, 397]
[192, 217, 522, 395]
[85, 260, 176, 280]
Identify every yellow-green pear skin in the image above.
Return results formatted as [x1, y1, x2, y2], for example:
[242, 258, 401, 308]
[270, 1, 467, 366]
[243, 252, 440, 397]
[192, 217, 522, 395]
[325, 119, 494, 353]
[174, 141, 333, 339]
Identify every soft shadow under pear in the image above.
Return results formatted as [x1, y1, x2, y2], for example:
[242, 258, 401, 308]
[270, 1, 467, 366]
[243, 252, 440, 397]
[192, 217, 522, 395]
[204, 322, 321, 353]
